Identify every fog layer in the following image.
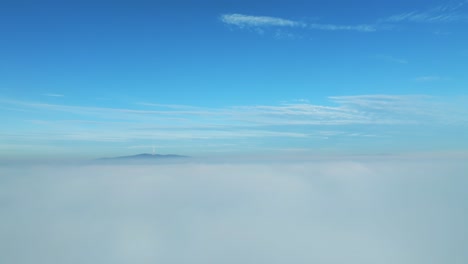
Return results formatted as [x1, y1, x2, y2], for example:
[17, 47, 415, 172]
[1, 157, 467, 264]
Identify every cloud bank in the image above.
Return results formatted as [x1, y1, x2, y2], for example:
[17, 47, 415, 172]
[1, 157, 467, 264]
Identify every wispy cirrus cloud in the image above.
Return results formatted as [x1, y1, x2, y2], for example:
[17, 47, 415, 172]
[328, 94, 468, 126]
[414, 76, 441, 82]
[1, 95, 467, 146]
[413, 75, 450, 82]
[308, 23, 376, 32]
[220, 13, 376, 33]
[44, 93, 65, 97]
[329, 95, 431, 115]
[374, 54, 409, 64]
[2, 95, 468, 158]
[3, 95, 467, 128]
[220, 14, 305, 28]
[384, 1, 468, 23]
[222, 2, 468, 37]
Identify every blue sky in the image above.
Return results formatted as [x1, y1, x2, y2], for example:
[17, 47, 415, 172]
[1, 0, 468, 160]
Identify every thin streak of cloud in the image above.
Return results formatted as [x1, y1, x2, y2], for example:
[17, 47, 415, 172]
[327, 95, 468, 126]
[220, 14, 305, 28]
[413, 76, 446, 82]
[328, 95, 430, 113]
[386, 11, 459, 23]
[138, 102, 202, 110]
[308, 23, 376, 32]
[44, 93, 65, 97]
[384, 2, 468, 23]
[1, 99, 219, 119]
[221, 13, 376, 32]
[0, 129, 310, 143]
[374, 55, 409, 64]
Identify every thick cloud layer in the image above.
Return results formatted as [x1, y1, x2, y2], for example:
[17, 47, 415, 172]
[1, 157, 467, 264]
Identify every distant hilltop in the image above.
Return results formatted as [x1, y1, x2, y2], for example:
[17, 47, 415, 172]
[98, 153, 189, 161]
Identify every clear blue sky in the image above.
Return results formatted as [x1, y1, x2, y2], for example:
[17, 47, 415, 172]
[1, 0, 468, 160]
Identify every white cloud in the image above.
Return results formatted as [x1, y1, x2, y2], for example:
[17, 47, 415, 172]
[328, 95, 434, 116]
[44, 93, 64, 97]
[1, 95, 467, 150]
[374, 55, 409, 64]
[220, 13, 305, 28]
[384, 2, 468, 23]
[309, 23, 376, 32]
[413, 75, 445, 82]
[221, 13, 376, 33]
[328, 94, 426, 108]
[222, 2, 468, 37]
[386, 11, 458, 23]
[1, 158, 467, 263]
